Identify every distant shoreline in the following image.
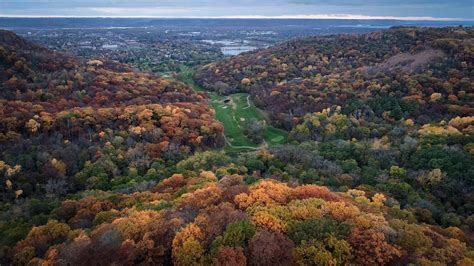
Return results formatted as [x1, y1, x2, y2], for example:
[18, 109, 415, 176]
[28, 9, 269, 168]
[0, 16, 472, 22]
[1, 17, 472, 31]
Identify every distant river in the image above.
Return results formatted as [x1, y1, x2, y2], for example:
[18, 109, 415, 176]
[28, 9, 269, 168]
[221, 46, 257, 56]
[202, 40, 258, 56]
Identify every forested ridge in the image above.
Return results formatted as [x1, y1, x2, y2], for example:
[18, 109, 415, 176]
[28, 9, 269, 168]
[196, 27, 473, 128]
[1, 28, 473, 265]
[195, 26, 474, 236]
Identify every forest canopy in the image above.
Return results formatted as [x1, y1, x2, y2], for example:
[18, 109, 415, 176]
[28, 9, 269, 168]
[1, 27, 473, 265]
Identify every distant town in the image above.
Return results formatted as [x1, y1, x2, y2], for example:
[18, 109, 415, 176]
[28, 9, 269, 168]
[8, 18, 459, 74]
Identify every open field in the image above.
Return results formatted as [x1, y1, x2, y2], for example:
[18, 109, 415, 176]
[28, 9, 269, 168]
[177, 66, 288, 151]
[210, 93, 288, 147]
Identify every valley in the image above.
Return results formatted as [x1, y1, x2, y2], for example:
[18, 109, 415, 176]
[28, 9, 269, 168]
[0, 20, 473, 265]
[177, 66, 288, 151]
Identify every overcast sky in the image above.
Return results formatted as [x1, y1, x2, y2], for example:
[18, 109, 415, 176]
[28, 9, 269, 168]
[1, 0, 472, 20]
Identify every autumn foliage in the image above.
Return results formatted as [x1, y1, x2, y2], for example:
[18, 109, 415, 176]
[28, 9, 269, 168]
[0, 30, 224, 200]
[196, 27, 474, 128]
[1, 27, 473, 266]
[8, 171, 472, 265]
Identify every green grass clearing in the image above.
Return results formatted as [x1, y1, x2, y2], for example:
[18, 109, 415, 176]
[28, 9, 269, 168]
[210, 93, 288, 148]
[176, 66, 288, 151]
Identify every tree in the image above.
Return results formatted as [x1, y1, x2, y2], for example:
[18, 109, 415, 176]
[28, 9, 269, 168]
[14, 220, 71, 263]
[218, 220, 256, 248]
[213, 81, 230, 94]
[288, 218, 350, 244]
[248, 230, 295, 266]
[172, 224, 204, 264]
[251, 211, 287, 232]
[322, 202, 360, 222]
[178, 183, 222, 209]
[292, 185, 339, 201]
[235, 180, 292, 209]
[430, 93, 442, 102]
[212, 246, 247, 266]
[244, 119, 266, 144]
[294, 242, 335, 266]
[176, 151, 230, 172]
[389, 166, 407, 180]
[347, 229, 401, 266]
[173, 237, 206, 266]
[390, 219, 432, 256]
[26, 119, 40, 133]
[241, 78, 251, 86]
[417, 168, 444, 187]
[50, 158, 67, 177]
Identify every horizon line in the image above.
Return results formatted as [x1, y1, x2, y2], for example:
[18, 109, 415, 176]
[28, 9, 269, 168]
[0, 14, 472, 22]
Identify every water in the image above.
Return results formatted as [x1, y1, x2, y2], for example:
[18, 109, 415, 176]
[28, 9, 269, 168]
[221, 45, 257, 56]
[202, 39, 258, 56]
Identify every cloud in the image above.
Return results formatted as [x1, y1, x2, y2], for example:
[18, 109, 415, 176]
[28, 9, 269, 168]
[89, 7, 193, 16]
[289, 0, 471, 6]
[203, 14, 469, 21]
[0, 12, 468, 21]
[0, 0, 472, 20]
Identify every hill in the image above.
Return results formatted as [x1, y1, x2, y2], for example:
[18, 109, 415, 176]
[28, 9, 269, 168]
[10, 170, 474, 265]
[0, 30, 224, 201]
[195, 27, 474, 232]
[195, 27, 473, 128]
[1, 28, 473, 265]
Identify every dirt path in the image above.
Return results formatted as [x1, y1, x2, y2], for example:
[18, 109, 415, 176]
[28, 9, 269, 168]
[243, 94, 251, 109]
[223, 135, 259, 150]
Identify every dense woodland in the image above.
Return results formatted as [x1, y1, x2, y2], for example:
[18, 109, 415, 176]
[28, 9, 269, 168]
[196, 26, 474, 235]
[0, 29, 225, 199]
[1, 27, 474, 265]
[10, 170, 474, 265]
[196, 27, 473, 127]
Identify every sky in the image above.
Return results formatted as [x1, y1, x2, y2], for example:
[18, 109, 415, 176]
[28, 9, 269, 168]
[0, 0, 473, 20]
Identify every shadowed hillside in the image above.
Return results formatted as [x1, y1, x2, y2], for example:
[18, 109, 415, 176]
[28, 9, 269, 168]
[0, 30, 224, 201]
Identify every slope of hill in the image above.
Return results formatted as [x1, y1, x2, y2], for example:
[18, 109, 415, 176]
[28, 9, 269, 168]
[0, 30, 224, 201]
[194, 26, 474, 251]
[195, 27, 473, 128]
[10, 170, 474, 265]
[1, 28, 473, 265]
